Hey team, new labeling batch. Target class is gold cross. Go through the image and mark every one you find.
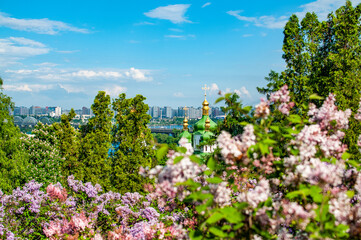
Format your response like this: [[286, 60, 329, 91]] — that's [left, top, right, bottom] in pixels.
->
[[202, 84, 210, 97], [183, 106, 188, 117]]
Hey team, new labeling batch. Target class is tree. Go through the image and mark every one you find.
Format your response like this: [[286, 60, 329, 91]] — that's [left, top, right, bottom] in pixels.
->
[[54, 109, 82, 178], [215, 93, 251, 137], [78, 91, 113, 190], [111, 93, 155, 193], [258, 1, 361, 157], [0, 77, 29, 192], [22, 123, 64, 187]]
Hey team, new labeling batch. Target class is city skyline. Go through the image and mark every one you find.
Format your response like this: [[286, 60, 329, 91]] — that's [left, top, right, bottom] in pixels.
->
[[1, 0, 360, 108]]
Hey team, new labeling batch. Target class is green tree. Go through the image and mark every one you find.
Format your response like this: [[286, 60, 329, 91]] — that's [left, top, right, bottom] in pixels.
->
[[111, 93, 155, 193], [54, 109, 82, 178], [22, 123, 64, 187], [0, 77, 29, 193], [215, 93, 251, 136], [258, 1, 361, 157], [79, 91, 113, 190]]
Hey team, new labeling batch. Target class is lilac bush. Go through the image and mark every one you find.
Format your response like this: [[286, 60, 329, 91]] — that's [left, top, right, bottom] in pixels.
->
[[0, 176, 194, 239]]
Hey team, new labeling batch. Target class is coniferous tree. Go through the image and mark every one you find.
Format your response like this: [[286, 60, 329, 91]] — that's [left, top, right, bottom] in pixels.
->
[[54, 109, 82, 178], [111, 93, 155, 193], [79, 91, 113, 190], [0, 77, 29, 192]]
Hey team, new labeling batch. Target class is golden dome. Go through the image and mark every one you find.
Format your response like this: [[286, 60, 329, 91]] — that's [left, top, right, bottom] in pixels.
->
[[202, 98, 210, 116], [183, 117, 189, 130], [205, 117, 211, 131]]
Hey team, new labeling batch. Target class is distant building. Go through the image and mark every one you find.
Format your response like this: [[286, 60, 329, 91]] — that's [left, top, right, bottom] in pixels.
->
[[82, 107, 90, 115], [151, 106, 160, 118], [163, 106, 173, 118], [14, 106, 28, 116], [188, 107, 202, 119], [29, 106, 41, 116], [48, 106, 62, 117]]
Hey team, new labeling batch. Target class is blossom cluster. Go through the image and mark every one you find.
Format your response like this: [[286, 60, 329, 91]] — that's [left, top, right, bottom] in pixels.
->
[[0, 176, 193, 239]]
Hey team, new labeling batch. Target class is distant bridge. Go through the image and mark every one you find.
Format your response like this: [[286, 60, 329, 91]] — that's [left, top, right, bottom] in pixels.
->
[[150, 128, 193, 135]]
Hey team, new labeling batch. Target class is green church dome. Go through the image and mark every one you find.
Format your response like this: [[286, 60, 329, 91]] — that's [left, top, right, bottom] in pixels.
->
[[194, 115, 217, 132], [179, 130, 192, 143]]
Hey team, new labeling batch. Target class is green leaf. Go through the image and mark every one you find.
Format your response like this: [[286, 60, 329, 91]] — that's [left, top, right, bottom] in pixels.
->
[[263, 138, 277, 145], [190, 155, 202, 165], [156, 144, 168, 161], [270, 125, 280, 132], [207, 157, 216, 171], [215, 97, 225, 104], [309, 93, 323, 100], [177, 146, 187, 154], [242, 106, 252, 113], [220, 207, 243, 224], [206, 177, 223, 184], [346, 190, 355, 198], [309, 185, 323, 203], [206, 212, 224, 224], [258, 143, 269, 155], [173, 156, 184, 164], [209, 227, 227, 238], [189, 230, 203, 240], [342, 152, 351, 160], [286, 188, 310, 199], [288, 114, 302, 124]]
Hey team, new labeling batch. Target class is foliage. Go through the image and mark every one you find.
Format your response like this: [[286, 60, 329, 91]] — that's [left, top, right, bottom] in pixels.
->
[[257, 1, 361, 158], [215, 93, 251, 137], [111, 93, 156, 193], [79, 91, 114, 191], [0, 78, 29, 193]]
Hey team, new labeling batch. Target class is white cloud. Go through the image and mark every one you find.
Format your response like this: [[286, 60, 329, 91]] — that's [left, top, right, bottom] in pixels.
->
[[0, 37, 49, 57], [227, 10, 288, 29], [173, 92, 185, 97], [169, 28, 183, 32], [56, 50, 79, 54], [0, 12, 89, 35], [210, 83, 219, 94], [125, 67, 153, 82], [213, 84, 250, 98], [134, 21, 156, 26], [144, 4, 191, 24], [298, 0, 361, 20], [3, 83, 54, 92], [227, 0, 361, 29], [0, 37, 49, 67], [8, 37, 46, 47], [165, 34, 196, 39], [242, 34, 253, 37], [104, 85, 127, 97], [59, 84, 85, 93], [72, 70, 123, 78], [202, 2, 212, 8]]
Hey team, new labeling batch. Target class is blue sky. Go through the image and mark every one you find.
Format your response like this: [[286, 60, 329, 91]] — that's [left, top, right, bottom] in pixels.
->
[[1, 0, 360, 109]]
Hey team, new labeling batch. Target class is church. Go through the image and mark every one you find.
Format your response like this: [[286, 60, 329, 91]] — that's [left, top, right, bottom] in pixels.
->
[[179, 85, 217, 154]]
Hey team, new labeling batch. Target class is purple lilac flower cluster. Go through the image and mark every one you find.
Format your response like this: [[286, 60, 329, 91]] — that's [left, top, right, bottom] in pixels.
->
[[1, 176, 193, 239]]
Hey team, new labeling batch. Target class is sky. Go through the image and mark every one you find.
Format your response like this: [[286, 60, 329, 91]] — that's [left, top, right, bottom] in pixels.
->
[[1, 0, 360, 109]]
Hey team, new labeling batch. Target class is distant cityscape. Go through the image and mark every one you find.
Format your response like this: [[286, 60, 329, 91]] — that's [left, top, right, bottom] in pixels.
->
[[11, 105, 225, 120]]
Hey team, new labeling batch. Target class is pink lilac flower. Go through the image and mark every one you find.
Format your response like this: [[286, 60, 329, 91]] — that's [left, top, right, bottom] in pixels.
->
[[329, 192, 352, 225], [47, 184, 67, 202], [255, 98, 270, 119], [237, 179, 270, 208]]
